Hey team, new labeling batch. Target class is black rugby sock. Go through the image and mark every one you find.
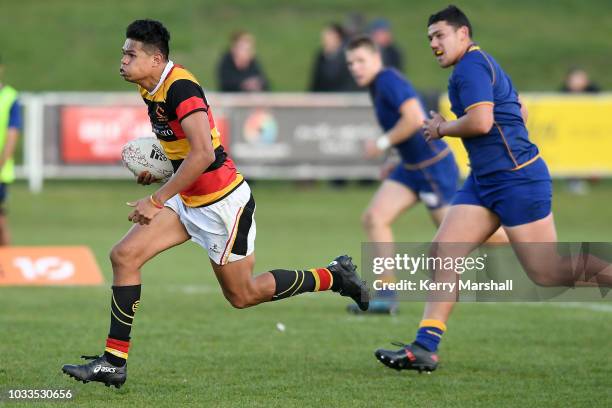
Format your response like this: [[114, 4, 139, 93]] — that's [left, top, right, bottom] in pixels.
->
[[270, 268, 334, 300], [104, 285, 141, 367]]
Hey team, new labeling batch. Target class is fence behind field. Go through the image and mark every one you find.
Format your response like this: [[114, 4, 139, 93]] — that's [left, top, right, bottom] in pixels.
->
[[17, 92, 612, 192]]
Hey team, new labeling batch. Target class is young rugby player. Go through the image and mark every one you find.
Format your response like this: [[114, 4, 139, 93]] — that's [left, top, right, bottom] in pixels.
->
[[0, 57, 20, 245], [345, 36, 459, 314], [62, 19, 368, 388], [374, 5, 611, 373]]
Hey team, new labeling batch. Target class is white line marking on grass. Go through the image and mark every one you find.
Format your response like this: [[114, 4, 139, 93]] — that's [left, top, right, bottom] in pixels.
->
[[485, 302, 612, 313], [166, 284, 218, 294], [548, 302, 612, 313]]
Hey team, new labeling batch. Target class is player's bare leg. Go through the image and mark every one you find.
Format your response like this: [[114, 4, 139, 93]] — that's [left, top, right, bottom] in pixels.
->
[[375, 204, 500, 372], [0, 212, 10, 246], [430, 205, 509, 244], [210, 254, 272, 308], [62, 208, 190, 387], [210, 252, 369, 310], [110, 208, 190, 285], [422, 205, 500, 322], [484, 227, 508, 243], [356, 180, 419, 314], [362, 180, 419, 242], [504, 214, 612, 287], [428, 205, 448, 228]]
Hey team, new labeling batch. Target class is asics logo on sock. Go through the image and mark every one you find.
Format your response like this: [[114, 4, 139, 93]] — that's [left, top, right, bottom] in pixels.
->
[[94, 365, 116, 373]]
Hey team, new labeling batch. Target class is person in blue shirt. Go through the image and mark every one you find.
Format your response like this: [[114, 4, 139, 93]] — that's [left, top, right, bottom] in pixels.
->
[[374, 5, 612, 373], [0, 56, 21, 246], [345, 36, 462, 314]]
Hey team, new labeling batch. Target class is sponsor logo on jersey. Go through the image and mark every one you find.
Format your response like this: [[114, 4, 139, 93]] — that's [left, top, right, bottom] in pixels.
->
[[155, 105, 168, 123]]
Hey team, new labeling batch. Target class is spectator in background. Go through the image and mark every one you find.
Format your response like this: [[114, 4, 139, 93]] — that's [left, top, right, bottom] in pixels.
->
[[561, 66, 600, 93], [368, 18, 404, 72], [217, 31, 270, 92], [0, 55, 20, 245], [310, 23, 359, 92], [343, 12, 367, 38], [560, 67, 601, 195], [308, 23, 360, 188]]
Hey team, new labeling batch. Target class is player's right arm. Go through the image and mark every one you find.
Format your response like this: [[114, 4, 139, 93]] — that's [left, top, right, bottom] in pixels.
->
[[429, 104, 494, 139], [366, 73, 427, 157], [128, 111, 215, 225], [425, 60, 495, 140], [128, 78, 216, 225], [365, 98, 425, 157], [152, 111, 215, 205], [387, 98, 426, 143]]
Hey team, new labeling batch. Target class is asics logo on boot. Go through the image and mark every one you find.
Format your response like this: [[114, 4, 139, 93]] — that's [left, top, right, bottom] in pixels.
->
[[93, 365, 116, 373]]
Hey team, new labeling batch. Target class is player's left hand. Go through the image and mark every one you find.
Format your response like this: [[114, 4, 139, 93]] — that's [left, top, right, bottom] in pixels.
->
[[364, 139, 384, 159], [126, 197, 162, 225], [137, 171, 157, 185], [423, 110, 446, 141]]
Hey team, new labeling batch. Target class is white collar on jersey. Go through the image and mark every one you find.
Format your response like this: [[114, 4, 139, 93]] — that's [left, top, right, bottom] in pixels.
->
[[147, 60, 174, 96]]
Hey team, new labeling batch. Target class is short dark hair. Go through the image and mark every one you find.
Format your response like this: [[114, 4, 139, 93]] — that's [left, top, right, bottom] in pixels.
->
[[126, 19, 170, 59], [428, 5, 473, 37], [345, 35, 379, 53], [327, 23, 346, 41]]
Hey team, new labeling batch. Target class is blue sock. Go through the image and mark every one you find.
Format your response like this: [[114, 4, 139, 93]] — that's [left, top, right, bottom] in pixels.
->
[[414, 319, 446, 352]]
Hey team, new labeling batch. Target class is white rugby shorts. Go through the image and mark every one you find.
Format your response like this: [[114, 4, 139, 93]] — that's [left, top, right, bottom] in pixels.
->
[[165, 182, 256, 265]]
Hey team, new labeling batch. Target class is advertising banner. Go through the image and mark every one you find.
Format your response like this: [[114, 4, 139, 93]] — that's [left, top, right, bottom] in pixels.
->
[[0, 246, 104, 286]]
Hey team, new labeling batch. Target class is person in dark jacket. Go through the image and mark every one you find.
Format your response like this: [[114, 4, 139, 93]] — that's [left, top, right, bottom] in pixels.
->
[[560, 66, 600, 93], [310, 23, 359, 92], [560, 67, 601, 194], [369, 18, 404, 72], [217, 31, 270, 92]]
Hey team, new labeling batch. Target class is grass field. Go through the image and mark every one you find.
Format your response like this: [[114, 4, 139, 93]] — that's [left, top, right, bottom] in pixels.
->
[[1, 180, 612, 407], [1, 0, 611, 92]]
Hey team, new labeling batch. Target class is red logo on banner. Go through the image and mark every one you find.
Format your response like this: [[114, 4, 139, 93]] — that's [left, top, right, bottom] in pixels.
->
[[61, 106, 153, 163], [61, 106, 230, 163]]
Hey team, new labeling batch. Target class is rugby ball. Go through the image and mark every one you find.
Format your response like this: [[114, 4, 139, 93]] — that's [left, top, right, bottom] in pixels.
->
[[121, 137, 174, 183]]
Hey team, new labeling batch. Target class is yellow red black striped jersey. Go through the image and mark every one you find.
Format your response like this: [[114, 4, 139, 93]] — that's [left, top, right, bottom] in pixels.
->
[[138, 63, 243, 207]]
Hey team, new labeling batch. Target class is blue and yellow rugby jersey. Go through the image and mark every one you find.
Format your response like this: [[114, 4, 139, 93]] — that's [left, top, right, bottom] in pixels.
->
[[370, 68, 450, 168], [448, 45, 539, 176], [138, 63, 243, 207]]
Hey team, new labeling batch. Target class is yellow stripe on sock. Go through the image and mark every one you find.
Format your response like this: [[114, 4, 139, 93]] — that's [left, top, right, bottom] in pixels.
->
[[112, 294, 135, 320], [310, 269, 321, 291], [105, 347, 128, 360], [289, 271, 305, 297], [111, 309, 132, 327], [327, 269, 333, 290], [419, 319, 447, 332], [426, 330, 442, 338], [274, 270, 299, 298]]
